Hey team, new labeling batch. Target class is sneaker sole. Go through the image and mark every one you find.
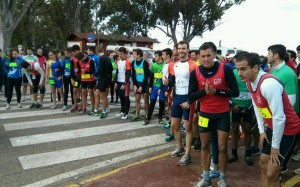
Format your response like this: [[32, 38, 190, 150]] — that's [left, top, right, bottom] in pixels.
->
[[170, 152, 184, 158]]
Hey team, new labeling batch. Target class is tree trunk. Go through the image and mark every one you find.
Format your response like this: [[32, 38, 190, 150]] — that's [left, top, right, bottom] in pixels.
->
[[0, 22, 13, 51], [74, 0, 82, 33], [0, 0, 34, 51]]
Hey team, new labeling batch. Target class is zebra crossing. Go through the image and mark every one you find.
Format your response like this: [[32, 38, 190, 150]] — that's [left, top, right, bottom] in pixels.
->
[[0, 93, 174, 187]]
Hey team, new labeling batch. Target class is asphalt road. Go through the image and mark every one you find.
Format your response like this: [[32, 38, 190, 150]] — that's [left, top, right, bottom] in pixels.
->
[[0, 89, 174, 187]]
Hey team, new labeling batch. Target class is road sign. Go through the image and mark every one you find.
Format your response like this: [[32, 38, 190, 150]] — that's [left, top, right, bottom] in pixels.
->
[[86, 32, 97, 43]]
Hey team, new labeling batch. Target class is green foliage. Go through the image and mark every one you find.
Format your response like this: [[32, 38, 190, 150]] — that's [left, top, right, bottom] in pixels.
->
[[11, 0, 95, 50], [97, 0, 156, 37], [98, 0, 245, 43]]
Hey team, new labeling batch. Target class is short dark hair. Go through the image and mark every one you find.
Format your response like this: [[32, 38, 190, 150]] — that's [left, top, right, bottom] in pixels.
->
[[296, 45, 300, 51], [235, 51, 249, 59], [113, 55, 119, 61], [162, 48, 172, 57], [204, 42, 217, 53], [133, 48, 143, 57], [76, 52, 85, 60], [118, 47, 127, 54], [155, 50, 162, 56], [287, 50, 297, 61], [199, 42, 216, 53], [21, 61, 30, 69], [88, 46, 96, 53], [267, 44, 286, 60], [250, 52, 260, 59], [177, 41, 189, 49], [27, 47, 33, 51], [236, 51, 260, 68], [71, 45, 80, 52], [191, 50, 199, 55]]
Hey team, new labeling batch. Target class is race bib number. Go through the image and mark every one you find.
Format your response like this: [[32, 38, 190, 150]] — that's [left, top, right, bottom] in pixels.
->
[[81, 74, 91, 79], [176, 78, 189, 87], [154, 72, 163, 78], [65, 63, 71, 69], [198, 116, 209, 128], [135, 68, 144, 74], [257, 107, 272, 119], [9, 62, 17, 68], [74, 81, 78, 87], [49, 79, 55, 85]]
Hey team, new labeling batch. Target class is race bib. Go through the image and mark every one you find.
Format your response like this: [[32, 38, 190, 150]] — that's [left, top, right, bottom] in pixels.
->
[[135, 68, 144, 74], [74, 81, 78, 87], [65, 63, 71, 69], [154, 72, 163, 78], [49, 79, 55, 85], [81, 74, 91, 79], [257, 107, 272, 119], [198, 116, 209, 128], [9, 62, 17, 68], [176, 78, 189, 87]]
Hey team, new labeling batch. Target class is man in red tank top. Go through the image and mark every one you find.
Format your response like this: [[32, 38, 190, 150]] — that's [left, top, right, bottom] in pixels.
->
[[235, 52, 300, 187], [190, 42, 239, 187]]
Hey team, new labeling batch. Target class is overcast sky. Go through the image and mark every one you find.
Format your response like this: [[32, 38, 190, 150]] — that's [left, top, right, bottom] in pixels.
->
[[150, 0, 300, 56]]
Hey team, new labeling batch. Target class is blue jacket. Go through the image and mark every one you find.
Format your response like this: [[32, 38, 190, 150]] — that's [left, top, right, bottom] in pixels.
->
[[88, 54, 100, 78], [6, 57, 23, 78]]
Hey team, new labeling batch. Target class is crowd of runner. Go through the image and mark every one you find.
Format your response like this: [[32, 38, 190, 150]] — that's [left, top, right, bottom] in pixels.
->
[[0, 42, 300, 187]]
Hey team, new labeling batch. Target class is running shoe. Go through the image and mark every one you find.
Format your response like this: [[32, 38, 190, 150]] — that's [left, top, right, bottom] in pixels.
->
[[29, 103, 35, 109], [17, 103, 22, 108], [35, 102, 41, 108], [228, 154, 238, 163], [292, 151, 300, 161], [100, 112, 107, 119], [217, 179, 227, 187], [62, 105, 67, 111], [114, 100, 119, 103], [178, 154, 192, 166], [121, 114, 129, 120], [6, 103, 10, 109], [245, 157, 253, 166], [162, 122, 170, 130], [193, 178, 212, 187], [294, 167, 300, 175], [158, 118, 164, 124], [115, 112, 124, 117], [132, 115, 140, 121], [165, 135, 174, 142], [70, 105, 78, 112], [193, 138, 201, 152], [170, 147, 184, 157], [142, 119, 150, 125]]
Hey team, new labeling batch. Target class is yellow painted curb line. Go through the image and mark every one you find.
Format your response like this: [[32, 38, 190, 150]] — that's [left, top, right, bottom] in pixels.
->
[[282, 175, 300, 187], [66, 152, 169, 187]]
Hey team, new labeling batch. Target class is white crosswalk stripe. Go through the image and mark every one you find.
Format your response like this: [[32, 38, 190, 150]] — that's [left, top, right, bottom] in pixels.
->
[[10, 122, 158, 146], [0, 92, 172, 186]]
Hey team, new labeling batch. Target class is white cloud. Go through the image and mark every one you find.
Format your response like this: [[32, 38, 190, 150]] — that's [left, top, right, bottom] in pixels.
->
[[151, 0, 300, 55]]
